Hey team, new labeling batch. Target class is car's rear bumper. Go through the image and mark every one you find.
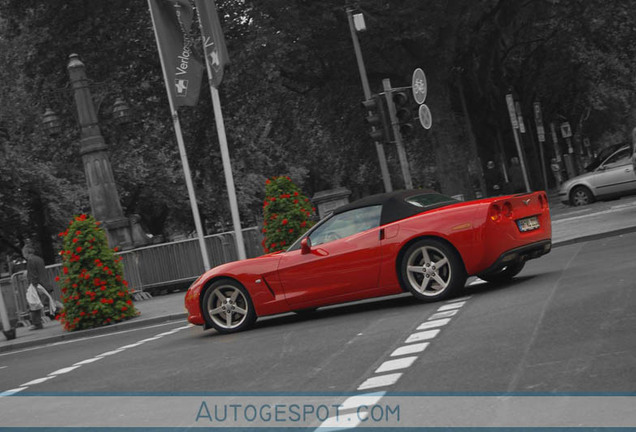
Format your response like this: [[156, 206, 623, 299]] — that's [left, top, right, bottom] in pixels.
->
[[480, 239, 552, 275]]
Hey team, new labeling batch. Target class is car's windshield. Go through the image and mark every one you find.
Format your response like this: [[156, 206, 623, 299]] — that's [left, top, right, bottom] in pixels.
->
[[585, 143, 627, 172]]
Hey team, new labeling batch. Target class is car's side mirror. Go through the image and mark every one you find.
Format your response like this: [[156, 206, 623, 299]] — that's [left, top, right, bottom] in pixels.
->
[[300, 237, 311, 255]]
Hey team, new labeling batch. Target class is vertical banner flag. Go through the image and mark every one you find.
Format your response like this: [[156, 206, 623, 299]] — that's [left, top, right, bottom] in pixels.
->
[[194, 0, 230, 88], [149, 0, 204, 106]]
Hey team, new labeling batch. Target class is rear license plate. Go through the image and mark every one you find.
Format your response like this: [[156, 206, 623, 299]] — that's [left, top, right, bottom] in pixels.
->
[[517, 216, 540, 232]]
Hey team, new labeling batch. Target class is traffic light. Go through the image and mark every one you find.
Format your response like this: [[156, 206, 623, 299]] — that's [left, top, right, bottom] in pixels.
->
[[392, 90, 415, 136], [361, 95, 391, 142]]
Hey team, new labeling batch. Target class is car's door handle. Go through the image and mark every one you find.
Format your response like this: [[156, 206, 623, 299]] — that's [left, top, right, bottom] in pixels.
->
[[379, 228, 385, 240], [626, 168, 632, 172]]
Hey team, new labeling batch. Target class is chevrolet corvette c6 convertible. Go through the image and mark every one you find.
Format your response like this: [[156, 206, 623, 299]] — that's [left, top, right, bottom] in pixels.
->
[[185, 189, 552, 333]]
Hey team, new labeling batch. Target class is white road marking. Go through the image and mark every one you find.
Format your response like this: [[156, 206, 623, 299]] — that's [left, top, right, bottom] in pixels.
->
[[405, 329, 440, 343], [319, 414, 363, 429], [73, 357, 103, 366], [437, 301, 465, 311], [48, 365, 80, 376], [96, 349, 125, 357], [358, 373, 402, 390], [0, 387, 26, 397], [21, 376, 55, 386], [417, 318, 450, 330], [0, 320, 189, 358], [339, 392, 386, 410], [0, 324, 192, 396], [390, 342, 429, 357], [0, 366, 7, 370], [428, 310, 458, 320], [375, 356, 418, 373]]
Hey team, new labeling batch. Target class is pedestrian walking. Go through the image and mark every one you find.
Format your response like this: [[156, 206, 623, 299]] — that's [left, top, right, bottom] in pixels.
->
[[484, 160, 504, 196], [507, 157, 526, 193], [23, 244, 56, 330]]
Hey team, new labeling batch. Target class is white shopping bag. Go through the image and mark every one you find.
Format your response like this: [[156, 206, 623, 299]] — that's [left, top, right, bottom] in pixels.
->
[[26, 284, 44, 311]]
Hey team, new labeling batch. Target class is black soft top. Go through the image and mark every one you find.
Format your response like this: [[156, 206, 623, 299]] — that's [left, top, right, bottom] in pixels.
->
[[333, 189, 458, 226]]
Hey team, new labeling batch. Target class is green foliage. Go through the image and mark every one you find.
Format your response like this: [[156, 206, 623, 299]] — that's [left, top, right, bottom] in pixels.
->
[[56, 214, 138, 331], [262, 177, 315, 253]]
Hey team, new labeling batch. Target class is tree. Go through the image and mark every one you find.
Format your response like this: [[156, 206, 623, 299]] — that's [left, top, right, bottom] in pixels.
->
[[262, 176, 314, 253], [56, 214, 138, 331]]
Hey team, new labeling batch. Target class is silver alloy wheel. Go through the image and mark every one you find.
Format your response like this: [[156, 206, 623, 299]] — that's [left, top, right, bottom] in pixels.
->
[[571, 188, 590, 206], [205, 284, 250, 330], [405, 245, 452, 296]]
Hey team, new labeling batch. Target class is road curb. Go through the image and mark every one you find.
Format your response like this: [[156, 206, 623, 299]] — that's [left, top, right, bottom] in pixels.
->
[[552, 226, 636, 248], [0, 313, 187, 354]]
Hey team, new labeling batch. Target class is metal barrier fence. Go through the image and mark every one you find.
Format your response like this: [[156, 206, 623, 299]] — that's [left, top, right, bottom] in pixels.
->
[[4, 227, 263, 328]]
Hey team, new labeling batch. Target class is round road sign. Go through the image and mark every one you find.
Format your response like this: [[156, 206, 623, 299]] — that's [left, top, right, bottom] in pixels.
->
[[412, 68, 427, 105], [419, 104, 432, 129]]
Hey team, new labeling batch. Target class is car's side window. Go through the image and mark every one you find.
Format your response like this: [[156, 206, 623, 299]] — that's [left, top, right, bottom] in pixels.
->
[[602, 149, 630, 168], [309, 205, 382, 246]]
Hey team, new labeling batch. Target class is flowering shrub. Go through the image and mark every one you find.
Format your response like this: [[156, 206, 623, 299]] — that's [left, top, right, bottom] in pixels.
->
[[55, 214, 138, 331], [262, 176, 315, 253]]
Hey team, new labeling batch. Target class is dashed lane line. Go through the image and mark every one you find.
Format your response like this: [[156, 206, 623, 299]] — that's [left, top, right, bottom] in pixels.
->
[[319, 296, 471, 430], [0, 324, 192, 397]]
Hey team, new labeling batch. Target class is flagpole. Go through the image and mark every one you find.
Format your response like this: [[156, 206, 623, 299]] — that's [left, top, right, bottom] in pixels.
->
[[196, 6, 246, 261], [147, 0, 211, 270]]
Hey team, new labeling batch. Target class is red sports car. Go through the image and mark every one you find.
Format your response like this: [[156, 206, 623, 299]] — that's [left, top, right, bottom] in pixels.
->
[[185, 189, 552, 333]]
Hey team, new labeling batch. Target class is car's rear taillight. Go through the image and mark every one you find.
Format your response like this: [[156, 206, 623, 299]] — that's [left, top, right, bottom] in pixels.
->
[[502, 202, 513, 218], [489, 204, 502, 222]]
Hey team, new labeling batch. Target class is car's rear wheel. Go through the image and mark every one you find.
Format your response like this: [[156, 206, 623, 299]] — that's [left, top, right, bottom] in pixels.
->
[[202, 279, 256, 334], [400, 238, 466, 302], [478, 261, 525, 284], [570, 186, 594, 206]]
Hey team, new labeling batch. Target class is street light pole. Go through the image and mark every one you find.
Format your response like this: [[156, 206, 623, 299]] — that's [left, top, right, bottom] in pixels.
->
[[346, 7, 392, 193], [67, 54, 134, 249]]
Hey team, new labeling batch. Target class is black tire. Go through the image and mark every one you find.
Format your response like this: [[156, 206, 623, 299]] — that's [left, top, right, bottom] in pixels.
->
[[399, 238, 467, 302], [201, 279, 256, 334], [570, 186, 594, 206], [478, 261, 526, 284]]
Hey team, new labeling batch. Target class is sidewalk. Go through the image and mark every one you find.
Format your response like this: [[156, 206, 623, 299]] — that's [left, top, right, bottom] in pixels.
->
[[2, 194, 636, 353]]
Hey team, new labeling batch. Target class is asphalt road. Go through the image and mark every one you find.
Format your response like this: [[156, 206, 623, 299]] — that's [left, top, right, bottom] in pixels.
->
[[1, 232, 635, 428]]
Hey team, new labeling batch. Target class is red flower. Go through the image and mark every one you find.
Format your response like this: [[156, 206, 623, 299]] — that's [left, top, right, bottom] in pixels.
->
[[122, 306, 128, 311], [266, 179, 271, 184], [80, 311, 86, 316], [55, 276, 60, 282], [262, 228, 267, 233], [288, 229, 294, 233], [92, 310, 98, 315], [113, 246, 119, 252], [75, 230, 82, 236], [282, 219, 288, 225], [72, 238, 78, 243], [72, 283, 77, 288], [126, 299, 132, 305], [122, 280, 129, 287], [63, 267, 69, 275], [294, 199, 299, 204], [300, 221, 307, 227], [294, 192, 299, 196], [76, 246, 82, 253]]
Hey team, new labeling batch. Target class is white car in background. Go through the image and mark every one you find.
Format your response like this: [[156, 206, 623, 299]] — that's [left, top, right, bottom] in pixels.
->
[[559, 144, 636, 206]]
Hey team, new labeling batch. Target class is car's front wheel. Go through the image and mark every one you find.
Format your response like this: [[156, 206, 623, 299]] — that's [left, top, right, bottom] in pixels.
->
[[202, 279, 256, 334], [570, 186, 594, 206], [399, 238, 466, 302], [478, 261, 525, 284]]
